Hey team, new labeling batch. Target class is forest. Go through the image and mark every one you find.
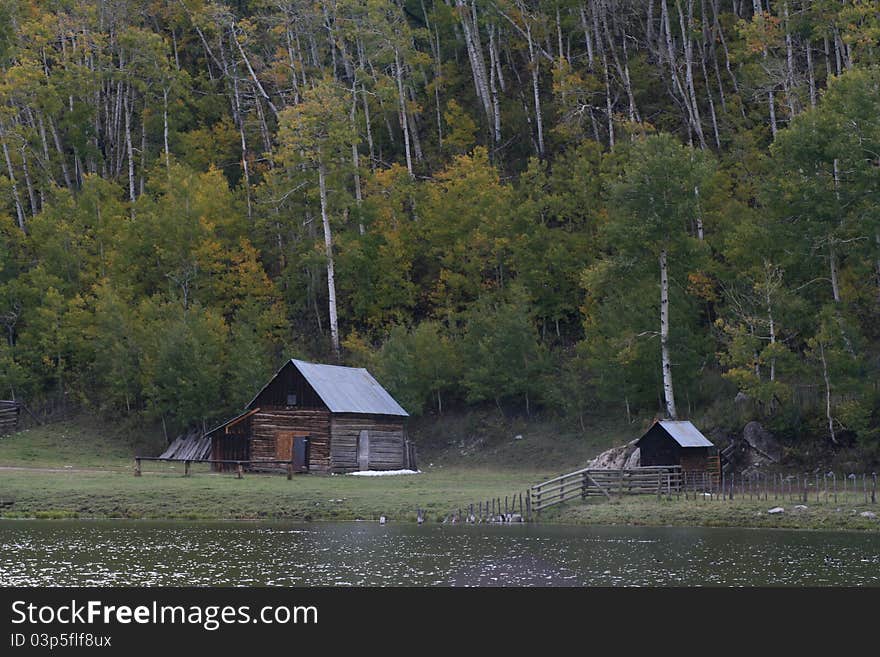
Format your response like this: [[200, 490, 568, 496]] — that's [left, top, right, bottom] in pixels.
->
[[0, 0, 878, 450]]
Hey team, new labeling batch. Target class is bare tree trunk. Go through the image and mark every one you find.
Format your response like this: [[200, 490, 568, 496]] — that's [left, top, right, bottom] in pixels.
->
[[163, 87, 171, 173], [829, 241, 841, 303], [231, 70, 252, 221], [592, 4, 615, 147], [694, 185, 704, 240], [805, 38, 817, 108], [350, 80, 364, 235], [48, 117, 72, 189], [660, 248, 677, 419], [1, 126, 26, 231], [677, 0, 706, 149], [124, 91, 136, 217], [394, 49, 414, 178], [602, 3, 639, 123], [819, 340, 836, 444], [783, 2, 797, 119], [525, 21, 545, 156], [19, 145, 37, 219], [579, 4, 595, 69], [456, 0, 494, 135], [488, 25, 502, 144], [231, 19, 280, 119], [318, 162, 340, 357]]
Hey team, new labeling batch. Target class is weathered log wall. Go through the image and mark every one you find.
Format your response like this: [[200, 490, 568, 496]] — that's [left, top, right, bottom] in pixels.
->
[[330, 414, 406, 473], [0, 401, 20, 436], [251, 407, 331, 472]]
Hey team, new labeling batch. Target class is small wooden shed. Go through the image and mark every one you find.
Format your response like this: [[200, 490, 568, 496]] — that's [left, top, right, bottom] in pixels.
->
[[205, 359, 412, 473], [636, 420, 716, 474]]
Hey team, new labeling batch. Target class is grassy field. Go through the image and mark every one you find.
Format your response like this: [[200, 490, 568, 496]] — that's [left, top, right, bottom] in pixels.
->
[[538, 493, 880, 531], [1, 416, 878, 529], [0, 465, 542, 522]]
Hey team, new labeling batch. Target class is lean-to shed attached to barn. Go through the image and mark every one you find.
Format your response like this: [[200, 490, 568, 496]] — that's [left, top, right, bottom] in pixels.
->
[[636, 420, 718, 480], [205, 359, 413, 473]]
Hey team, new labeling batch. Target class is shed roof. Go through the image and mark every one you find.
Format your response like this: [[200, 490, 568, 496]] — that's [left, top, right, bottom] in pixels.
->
[[248, 359, 409, 417], [639, 420, 713, 448]]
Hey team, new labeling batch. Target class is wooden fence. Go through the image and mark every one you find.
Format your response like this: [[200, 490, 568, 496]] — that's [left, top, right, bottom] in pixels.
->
[[134, 456, 305, 480], [530, 466, 684, 512]]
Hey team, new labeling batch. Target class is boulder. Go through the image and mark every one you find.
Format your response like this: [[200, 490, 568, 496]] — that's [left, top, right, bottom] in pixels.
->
[[767, 507, 785, 514], [860, 511, 877, 519], [742, 421, 783, 463], [586, 440, 639, 470], [624, 447, 641, 469]]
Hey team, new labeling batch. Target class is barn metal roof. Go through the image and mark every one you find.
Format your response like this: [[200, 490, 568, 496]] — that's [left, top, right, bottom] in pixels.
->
[[291, 359, 408, 416], [655, 420, 714, 447], [248, 359, 408, 417]]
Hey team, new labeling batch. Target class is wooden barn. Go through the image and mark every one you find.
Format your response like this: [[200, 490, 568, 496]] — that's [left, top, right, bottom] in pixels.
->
[[204, 359, 412, 473], [636, 420, 718, 478]]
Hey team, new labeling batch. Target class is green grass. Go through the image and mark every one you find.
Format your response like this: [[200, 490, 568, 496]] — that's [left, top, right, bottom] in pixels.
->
[[0, 416, 162, 469], [538, 492, 880, 531], [0, 465, 542, 522]]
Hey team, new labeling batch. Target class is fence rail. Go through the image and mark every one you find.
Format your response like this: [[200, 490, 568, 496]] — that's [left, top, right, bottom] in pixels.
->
[[530, 466, 684, 512], [134, 456, 305, 479]]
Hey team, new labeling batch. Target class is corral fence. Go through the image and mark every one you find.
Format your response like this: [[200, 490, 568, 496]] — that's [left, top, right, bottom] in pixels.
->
[[531, 467, 879, 512], [713, 470, 878, 506], [530, 466, 684, 513], [134, 456, 306, 480], [444, 467, 879, 524]]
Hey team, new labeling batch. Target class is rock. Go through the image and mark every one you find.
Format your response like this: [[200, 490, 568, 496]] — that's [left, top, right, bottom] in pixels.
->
[[734, 391, 750, 405], [742, 421, 783, 463], [586, 439, 639, 470], [794, 505, 808, 511], [767, 507, 785, 514], [860, 511, 877, 519], [624, 447, 641, 469], [514, 434, 523, 441]]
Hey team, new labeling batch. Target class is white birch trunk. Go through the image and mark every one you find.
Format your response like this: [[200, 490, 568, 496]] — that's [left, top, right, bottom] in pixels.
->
[[805, 38, 817, 108], [1, 127, 26, 231], [819, 341, 836, 444], [163, 87, 171, 173], [318, 163, 340, 357], [124, 92, 136, 216], [660, 248, 677, 419]]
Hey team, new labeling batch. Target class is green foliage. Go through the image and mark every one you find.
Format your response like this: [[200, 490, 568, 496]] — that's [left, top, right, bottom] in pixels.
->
[[1, 1, 880, 451], [373, 321, 460, 416], [460, 291, 549, 415]]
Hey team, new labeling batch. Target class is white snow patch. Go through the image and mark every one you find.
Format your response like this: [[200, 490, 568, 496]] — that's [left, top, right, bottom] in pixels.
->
[[347, 469, 422, 477]]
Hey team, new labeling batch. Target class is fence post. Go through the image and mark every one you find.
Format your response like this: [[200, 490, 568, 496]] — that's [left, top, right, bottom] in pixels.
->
[[526, 490, 532, 521], [872, 473, 876, 504], [287, 458, 293, 480], [236, 462, 243, 479], [134, 458, 141, 477], [184, 460, 190, 477]]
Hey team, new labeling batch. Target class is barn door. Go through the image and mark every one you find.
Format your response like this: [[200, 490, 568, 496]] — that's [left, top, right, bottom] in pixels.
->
[[276, 431, 309, 462], [357, 430, 370, 471], [276, 432, 295, 461]]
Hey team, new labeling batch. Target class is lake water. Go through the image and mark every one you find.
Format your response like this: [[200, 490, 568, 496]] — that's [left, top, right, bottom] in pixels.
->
[[1, 520, 878, 586]]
